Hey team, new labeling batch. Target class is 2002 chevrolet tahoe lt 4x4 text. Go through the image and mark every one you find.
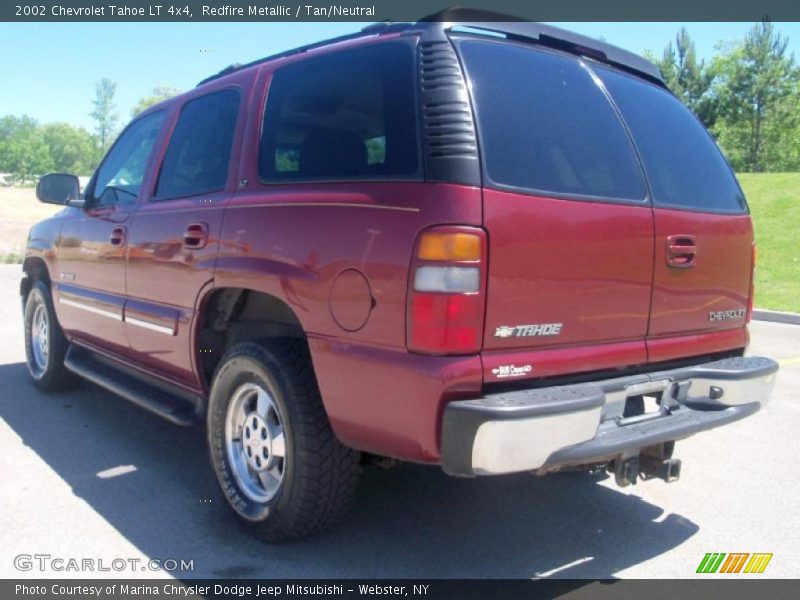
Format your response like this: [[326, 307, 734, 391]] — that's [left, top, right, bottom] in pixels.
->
[[21, 15, 779, 541]]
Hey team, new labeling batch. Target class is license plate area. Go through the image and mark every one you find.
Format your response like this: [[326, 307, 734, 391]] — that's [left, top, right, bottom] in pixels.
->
[[617, 380, 673, 425]]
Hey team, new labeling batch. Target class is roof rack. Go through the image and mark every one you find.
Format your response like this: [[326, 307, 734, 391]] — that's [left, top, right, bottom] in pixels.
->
[[196, 10, 662, 87]]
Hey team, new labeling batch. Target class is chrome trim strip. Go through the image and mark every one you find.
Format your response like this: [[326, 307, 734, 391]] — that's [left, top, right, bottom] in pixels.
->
[[228, 202, 420, 213], [125, 316, 176, 336], [58, 297, 121, 321]]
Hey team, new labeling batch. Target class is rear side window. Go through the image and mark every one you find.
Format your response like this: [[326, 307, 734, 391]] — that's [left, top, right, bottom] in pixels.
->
[[155, 89, 240, 200], [595, 67, 747, 213], [259, 42, 418, 182], [456, 39, 646, 202]]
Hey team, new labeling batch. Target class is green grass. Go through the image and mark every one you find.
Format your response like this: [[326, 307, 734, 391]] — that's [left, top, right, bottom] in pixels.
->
[[738, 173, 800, 313]]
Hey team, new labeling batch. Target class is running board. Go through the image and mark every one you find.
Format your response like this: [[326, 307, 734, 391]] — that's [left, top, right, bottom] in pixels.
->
[[64, 345, 203, 426]]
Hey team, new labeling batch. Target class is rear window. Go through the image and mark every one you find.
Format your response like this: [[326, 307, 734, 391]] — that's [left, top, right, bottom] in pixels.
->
[[259, 42, 418, 182], [456, 38, 646, 202], [595, 66, 747, 213]]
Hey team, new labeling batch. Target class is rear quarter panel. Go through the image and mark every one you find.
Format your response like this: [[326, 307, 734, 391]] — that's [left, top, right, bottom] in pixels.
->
[[213, 182, 483, 461]]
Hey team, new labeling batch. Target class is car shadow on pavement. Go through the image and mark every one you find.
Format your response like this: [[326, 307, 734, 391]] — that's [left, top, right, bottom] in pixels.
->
[[0, 361, 699, 579]]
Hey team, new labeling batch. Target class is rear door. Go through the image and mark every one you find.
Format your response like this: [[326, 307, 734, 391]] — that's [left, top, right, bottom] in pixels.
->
[[595, 67, 753, 363], [455, 38, 655, 380]]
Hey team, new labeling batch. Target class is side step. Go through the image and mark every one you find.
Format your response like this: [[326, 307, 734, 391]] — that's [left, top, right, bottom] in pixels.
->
[[64, 345, 203, 426]]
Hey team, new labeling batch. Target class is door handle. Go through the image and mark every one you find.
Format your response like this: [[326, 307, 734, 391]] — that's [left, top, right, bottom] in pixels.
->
[[110, 226, 126, 246], [183, 222, 208, 249], [665, 234, 696, 268]]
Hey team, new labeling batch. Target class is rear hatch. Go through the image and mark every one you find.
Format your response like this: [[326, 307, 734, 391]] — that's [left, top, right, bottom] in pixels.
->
[[593, 66, 753, 362], [453, 36, 752, 383]]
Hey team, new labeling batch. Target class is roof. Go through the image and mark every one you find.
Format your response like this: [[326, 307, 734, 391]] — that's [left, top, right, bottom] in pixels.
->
[[196, 9, 663, 87]]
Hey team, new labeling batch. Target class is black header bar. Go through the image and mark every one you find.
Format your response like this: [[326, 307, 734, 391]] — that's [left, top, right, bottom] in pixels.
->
[[3, 0, 800, 22], [5, 579, 800, 600]]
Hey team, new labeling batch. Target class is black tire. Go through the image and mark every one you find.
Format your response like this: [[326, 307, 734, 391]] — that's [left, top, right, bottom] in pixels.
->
[[207, 340, 361, 541], [23, 280, 78, 391]]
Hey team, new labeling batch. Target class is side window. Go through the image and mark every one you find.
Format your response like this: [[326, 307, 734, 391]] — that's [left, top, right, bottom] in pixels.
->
[[155, 89, 240, 200], [92, 111, 165, 207], [259, 42, 418, 181], [455, 38, 647, 202], [594, 66, 747, 213]]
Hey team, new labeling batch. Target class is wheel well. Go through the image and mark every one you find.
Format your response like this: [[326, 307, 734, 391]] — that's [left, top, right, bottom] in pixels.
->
[[196, 288, 307, 390], [21, 257, 50, 300]]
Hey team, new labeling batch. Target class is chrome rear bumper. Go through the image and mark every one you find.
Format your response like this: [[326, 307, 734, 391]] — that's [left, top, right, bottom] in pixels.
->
[[441, 356, 778, 477]]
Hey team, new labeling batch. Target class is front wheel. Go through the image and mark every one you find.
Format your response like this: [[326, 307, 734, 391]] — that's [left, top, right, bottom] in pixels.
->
[[207, 340, 361, 541], [23, 280, 77, 391]]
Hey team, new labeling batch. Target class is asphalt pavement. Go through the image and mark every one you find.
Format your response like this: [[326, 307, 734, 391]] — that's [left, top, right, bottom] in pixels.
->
[[0, 264, 798, 579]]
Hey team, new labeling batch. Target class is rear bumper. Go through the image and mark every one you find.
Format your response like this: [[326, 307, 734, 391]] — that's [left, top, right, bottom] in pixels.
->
[[441, 355, 778, 477]]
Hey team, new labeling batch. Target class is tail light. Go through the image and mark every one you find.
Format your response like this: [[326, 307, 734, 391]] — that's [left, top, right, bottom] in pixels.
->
[[746, 242, 757, 323], [407, 226, 487, 355]]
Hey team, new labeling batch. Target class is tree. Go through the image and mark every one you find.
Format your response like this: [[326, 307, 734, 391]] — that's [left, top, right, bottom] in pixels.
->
[[712, 22, 797, 172], [131, 85, 181, 116], [759, 81, 800, 170], [654, 28, 717, 128], [40, 123, 95, 175], [0, 115, 53, 182], [90, 78, 119, 156]]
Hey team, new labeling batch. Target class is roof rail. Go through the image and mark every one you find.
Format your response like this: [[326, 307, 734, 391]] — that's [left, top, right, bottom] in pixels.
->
[[196, 11, 662, 87]]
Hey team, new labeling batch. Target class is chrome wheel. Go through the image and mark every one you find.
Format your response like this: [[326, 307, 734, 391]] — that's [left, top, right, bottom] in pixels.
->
[[30, 302, 49, 376], [225, 382, 287, 503]]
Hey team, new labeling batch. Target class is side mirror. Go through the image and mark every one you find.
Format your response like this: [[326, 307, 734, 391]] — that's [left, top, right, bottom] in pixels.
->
[[36, 173, 82, 206]]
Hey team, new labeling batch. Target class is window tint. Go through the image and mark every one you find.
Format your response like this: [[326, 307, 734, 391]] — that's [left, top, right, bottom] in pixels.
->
[[456, 39, 646, 201], [156, 89, 240, 200], [595, 67, 746, 213], [93, 111, 164, 207], [259, 42, 418, 181]]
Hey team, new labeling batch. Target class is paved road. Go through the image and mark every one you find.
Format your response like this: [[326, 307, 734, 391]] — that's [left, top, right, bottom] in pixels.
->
[[0, 264, 798, 580]]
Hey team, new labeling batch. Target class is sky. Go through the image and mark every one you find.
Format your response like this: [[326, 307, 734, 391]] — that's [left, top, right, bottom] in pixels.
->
[[1, 21, 799, 131]]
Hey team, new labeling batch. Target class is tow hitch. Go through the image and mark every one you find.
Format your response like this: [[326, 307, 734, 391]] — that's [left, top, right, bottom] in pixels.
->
[[609, 442, 681, 487], [640, 455, 681, 483]]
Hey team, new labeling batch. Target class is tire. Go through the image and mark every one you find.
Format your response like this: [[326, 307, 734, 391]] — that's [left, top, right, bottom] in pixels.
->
[[207, 340, 361, 541], [23, 280, 78, 391]]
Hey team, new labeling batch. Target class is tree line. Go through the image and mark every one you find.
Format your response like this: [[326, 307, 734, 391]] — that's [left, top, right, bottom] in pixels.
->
[[648, 21, 798, 173], [0, 82, 178, 182], [1, 21, 797, 182]]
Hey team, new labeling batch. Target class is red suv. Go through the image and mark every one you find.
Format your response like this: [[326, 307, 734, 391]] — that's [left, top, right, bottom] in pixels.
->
[[23, 16, 778, 540]]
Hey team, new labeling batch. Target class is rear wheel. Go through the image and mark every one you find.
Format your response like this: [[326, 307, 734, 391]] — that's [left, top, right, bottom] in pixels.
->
[[23, 280, 77, 391], [207, 340, 361, 541]]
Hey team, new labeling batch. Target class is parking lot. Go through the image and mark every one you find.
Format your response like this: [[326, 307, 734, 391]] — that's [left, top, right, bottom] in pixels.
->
[[0, 263, 797, 579]]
